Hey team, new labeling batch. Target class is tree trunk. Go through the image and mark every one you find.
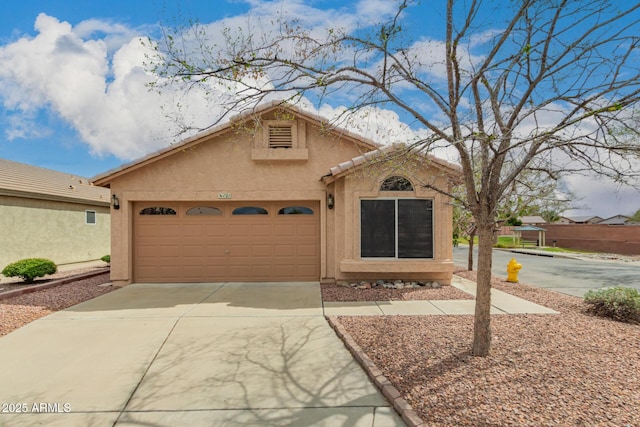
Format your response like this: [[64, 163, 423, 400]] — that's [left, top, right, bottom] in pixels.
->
[[467, 227, 476, 271], [472, 222, 494, 356]]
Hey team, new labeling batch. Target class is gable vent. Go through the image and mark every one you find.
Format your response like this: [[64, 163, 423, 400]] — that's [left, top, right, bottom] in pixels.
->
[[268, 125, 293, 148]]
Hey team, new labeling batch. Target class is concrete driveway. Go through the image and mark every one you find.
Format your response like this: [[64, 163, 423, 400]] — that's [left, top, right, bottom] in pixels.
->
[[0, 282, 404, 427]]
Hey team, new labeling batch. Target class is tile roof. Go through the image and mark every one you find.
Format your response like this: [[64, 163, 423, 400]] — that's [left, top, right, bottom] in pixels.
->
[[324, 145, 462, 182], [0, 158, 110, 206]]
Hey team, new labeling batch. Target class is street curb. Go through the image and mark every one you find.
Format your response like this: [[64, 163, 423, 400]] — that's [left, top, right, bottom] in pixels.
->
[[493, 247, 582, 260], [0, 268, 110, 301], [326, 316, 426, 427]]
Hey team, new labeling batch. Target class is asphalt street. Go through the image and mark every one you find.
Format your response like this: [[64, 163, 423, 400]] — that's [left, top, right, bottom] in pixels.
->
[[452, 246, 640, 297]]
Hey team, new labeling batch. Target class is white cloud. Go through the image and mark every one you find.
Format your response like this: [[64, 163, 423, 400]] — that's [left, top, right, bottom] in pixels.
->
[[563, 175, 640, 218], [0, 14, 205, 159], [0, 6, 636, 221]]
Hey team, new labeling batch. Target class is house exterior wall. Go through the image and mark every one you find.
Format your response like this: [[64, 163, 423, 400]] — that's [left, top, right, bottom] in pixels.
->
[[330, 162, 454, 284], [0, 195, 110, 269], [102, 111, 456, 286], [107, 118, 368, 285]]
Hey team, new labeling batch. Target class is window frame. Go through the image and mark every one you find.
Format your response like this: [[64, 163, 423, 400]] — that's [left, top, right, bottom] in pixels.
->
[[85, 210, 97, 225], [380, 176, 414, 192], [359, 197, 434, 259]]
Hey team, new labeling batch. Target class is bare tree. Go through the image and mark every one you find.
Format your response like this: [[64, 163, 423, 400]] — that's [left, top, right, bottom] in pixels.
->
[[149, 0, 640, 356]]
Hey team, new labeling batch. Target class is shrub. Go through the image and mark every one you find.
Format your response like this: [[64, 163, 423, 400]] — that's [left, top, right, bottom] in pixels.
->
[[101, 255, 111, 264], [1, 258, 57, 283], [584, 287, 640, 323]]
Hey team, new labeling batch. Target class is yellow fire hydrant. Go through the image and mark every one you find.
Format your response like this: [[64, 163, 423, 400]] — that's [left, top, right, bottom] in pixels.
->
[[506, 258, 522, 283]]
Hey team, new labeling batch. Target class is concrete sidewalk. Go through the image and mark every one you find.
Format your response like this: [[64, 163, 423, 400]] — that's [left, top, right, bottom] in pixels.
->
[[323, 275, 558, 316]]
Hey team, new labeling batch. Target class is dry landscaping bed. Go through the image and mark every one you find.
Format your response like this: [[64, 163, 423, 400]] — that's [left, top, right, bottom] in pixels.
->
[[0, 272, 114, 337], [321, 282, 473, 301], [331, 270, 640, 426], [3, 268, 638, 425]]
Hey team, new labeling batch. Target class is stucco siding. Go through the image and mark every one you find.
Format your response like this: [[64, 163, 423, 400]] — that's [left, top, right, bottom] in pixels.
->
[[98, 107, 458, 285], [332, 160, 455, 283], [0, 195, 110, 269], [106, 118, 368, 285]]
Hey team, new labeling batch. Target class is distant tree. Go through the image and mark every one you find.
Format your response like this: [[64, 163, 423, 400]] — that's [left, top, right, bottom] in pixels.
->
[[505, 216, 523, 226], [495, 168, 574, 222], [541, 210, 562, 223], [151, 0, 640, 356]]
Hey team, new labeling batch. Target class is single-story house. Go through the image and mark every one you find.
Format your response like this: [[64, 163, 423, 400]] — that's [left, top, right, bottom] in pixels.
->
[[599, 215, 632, 225], [520, 215, 546, 225], [93, 102, 460, 286], [556, 215, 603, 224], [0, 158, 111, 269]]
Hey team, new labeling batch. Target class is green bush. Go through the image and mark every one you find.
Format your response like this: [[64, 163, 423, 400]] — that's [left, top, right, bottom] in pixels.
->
[[584, 287, 640, 323], [101, 255, 111, 264], [1, 258, 57, 283]]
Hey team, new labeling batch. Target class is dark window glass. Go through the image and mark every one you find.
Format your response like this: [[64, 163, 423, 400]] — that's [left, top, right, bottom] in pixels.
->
[[398, 199, 433, 258], [232, 206, 268, 215], [380, 176, 414, 191], [86, 211, 96, 224], [360, 199, 433, 258], [139, 207, 177, 215], [186, 207, 222, 216], [278, 206, 314, 215], [360, 200, 396, 257]]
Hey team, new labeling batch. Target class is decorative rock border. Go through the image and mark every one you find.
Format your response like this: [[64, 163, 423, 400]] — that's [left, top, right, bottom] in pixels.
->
[[326, 316, 426, 427], [339, 280, 442, 290], [0, 268, 110, 301]]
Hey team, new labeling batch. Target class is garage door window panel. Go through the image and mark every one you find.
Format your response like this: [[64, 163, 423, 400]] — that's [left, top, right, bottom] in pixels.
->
[[232, 206, 268, 215], [361, 199, 433, 259], [139, 207, 177, 215], [186, 206, 222, 215], [278, 206, 314, 215]]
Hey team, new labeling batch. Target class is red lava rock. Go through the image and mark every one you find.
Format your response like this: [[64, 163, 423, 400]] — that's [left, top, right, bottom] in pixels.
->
[[332, 270, 640, 426]]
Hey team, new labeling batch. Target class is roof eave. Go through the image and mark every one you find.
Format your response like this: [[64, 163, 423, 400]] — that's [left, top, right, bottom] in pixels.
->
[[0, 189, 110, 207], [92, 100, 380, 187], [322, 146, 463, 185]]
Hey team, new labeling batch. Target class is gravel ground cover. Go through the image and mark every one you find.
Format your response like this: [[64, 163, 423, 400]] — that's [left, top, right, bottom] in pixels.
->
[[334, 270, 640, 426], [0, 272, 114, 337], [0, 264, 106, 287], [321, 283, 473, 301]]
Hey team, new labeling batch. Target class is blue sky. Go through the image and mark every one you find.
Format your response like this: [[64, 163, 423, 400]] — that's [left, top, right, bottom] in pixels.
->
[[0, 0, 638, 217], [0, 0, 249, 177]]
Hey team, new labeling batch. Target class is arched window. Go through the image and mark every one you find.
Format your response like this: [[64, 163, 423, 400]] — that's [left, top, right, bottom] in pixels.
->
[[232, 206, 268, 215], [139, 207, 177, 215], [278, 206, 314, 215], [186, 206, 222, 216], [380, 176, 413, 191]]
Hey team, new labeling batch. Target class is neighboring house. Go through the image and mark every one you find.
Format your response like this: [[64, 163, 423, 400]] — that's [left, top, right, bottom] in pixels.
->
[[520, 215, 546, 225], [0, 159, 110, 269], [557, 215, 603, 224], [93, 102, 461, 286], [599, 214, 632, 225]]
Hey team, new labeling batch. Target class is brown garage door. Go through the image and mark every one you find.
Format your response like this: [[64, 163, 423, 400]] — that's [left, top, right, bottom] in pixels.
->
[[134, 201, 320, 282]]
